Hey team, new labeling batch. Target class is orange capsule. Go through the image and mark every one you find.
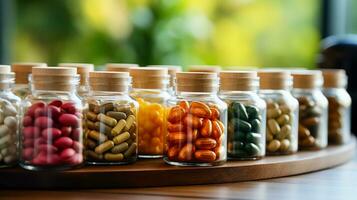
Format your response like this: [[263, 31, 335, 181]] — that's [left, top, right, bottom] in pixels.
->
[[212, 120, 223, 139], [167, 122, 185, 132], [210, 107, 220, 120], [178, 144, 194, 161], [187, 129, 198, 143], [216, 120, 224, 132], [167, 132, 187, 144], [167, 106, 186, 123], [167, 146, 180, 160], [195, 138, 217, 150], [184, 114, 203, 129], [179, 101, 190, 112], [200, 119, 212, 137], [189, 102, 212, 118], [194, 150, 216, 162], [213, 146, 221, 159]]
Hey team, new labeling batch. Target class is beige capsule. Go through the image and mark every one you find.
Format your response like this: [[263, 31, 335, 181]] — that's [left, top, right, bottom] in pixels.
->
[[268, 119, 280, 135], [95, 121, 112, 135], [115, 104, 131, 113], [104, 153, 124, 161], [86, 150, 103, 160], [0, 125, 9, 137], [111, 119, 126, 136], [280, 139, 290, 152], [266, 132, 273, 142], [111, 142, 129, 153], [267, 140, 281, 152], [267, 108, 282, 119], [88, 130, 108, 142], [280, 105, 292, 115], [4, 116, 17, 129], [97, 113, 117, 127], [86, 111, 98, 122], [276, 125, 292, 140], [277, 114, 290, 126], [124, 143, 137, 158], [95, 140, 115, 154], [267, 102, 279, 109], [113, 132, 131, 145], [124, 115, 135, 131]]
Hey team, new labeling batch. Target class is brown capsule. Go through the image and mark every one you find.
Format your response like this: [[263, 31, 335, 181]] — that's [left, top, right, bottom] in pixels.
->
[[86, 112, 98, 121], [301, 117, 319, 127]]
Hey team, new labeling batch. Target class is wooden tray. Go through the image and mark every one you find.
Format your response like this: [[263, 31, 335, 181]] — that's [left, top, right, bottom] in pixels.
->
[[0, 139, 355, 189]]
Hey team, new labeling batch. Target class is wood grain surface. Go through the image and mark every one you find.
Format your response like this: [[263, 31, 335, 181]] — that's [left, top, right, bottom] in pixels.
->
[[0, 140, 355, 190]]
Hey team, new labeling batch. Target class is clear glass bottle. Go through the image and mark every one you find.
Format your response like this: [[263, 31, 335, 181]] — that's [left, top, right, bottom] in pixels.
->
[[147, 65, 182, 95], [11, 63, 47, 99], [130, 67, 170, 158], [258, 70, 299, 155], [219, 71, 266, 160], [58, 63, 94, 98], [19, 67, 84, 170], [322, 69, 351, 144], [0, 65, 21, 168], [291, 70, 328, 150], [165, 72, 227, 166], [84, 71, 138, 165]]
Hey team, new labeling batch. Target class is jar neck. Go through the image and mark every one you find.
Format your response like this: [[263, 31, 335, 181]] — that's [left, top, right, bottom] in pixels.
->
[[32, 88, 78, 96], [89, 90, 130, 96], [176, 90, 218, 97]]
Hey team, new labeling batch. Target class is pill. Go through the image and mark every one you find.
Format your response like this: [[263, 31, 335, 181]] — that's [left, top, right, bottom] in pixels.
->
[[97, 113, 117, 127], [280, 139, 290, 152], [113, 132, 130, 145], [277, 114, 289, 125], [86, 112, 98, 121], [200, 119, 212, 137], [88, 130, 107, 142], [111, 142, 129, 153], [99, 103, 114, 113], [95, 122, 112, 135], [95, 140, 114, 154], [268, 119, 280, 135], [106, 111, 126, 120], [86, 150, 103, 160], [267, 108, 282, 119], [267, 140, 280, 152], [104, 153, 124, 161], [124, 143, 137, 158], [124, 115, 135, 131], [195, 138, 217, 150], [110, 119, 126, 136], [194, 150, 216, 162], [59, 114, 79, 127]]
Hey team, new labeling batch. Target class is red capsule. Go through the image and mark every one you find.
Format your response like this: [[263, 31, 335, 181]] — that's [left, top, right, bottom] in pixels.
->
[[49, 100, 63, 107], [34, 116, 54, 129], [22, 148, 34, 160], [41, 128, 62, 140], [59, 114, 79, 127], [60, 148, 76, 160], [54, 137, 74, 149], [26, 102, 46, 117], [23, 127, 41, 139], [23, 116, 33, 127], [61, 126, 72, 137], [61, 102, 77, 114]]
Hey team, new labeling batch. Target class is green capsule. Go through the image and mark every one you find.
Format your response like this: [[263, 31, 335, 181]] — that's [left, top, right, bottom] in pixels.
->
[[250, 119, 261, 133], [234, 131, 246, 142], [237, 103, 249, 121], [246, 105, 259, 120], [246, 132, 261, 145], [245, 143, 260, 156], [233, 141, 245, 150], [237, 119, 251, 132]]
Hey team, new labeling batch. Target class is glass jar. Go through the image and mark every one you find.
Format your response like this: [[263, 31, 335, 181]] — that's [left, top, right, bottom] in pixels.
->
[[292, 70, 328, 150], [258, 70, 299, 155], [106, 63, 139, 72], [322, 69, 351, 144], [130, 67, 170, 158], [219, 71, 266, 160], [84, 71, 138, 165], [58, 63, 94, 98], [19, 67, 84, 170], [0, 65, 21, 168], [165, 72, 227, 166], [147, 65, 182, 96], [11, 63, 47, 99]]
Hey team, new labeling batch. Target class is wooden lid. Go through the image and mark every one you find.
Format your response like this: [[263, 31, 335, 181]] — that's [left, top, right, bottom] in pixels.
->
[[130, 67, 169, 89], [89, 71, 130, 92], [58, 63, 94, 85], [258, 70, 292, 90], [147, 65, 182, 87], [322, 69, 347, 88], [32, 67, 78, 91], [176, 72, 218, 92], [106, 63, 139, 72], [220, 71, 258, 91], [187, 65, 221, 73], [11, 63, 47, 84], [291, 70, 323, 89]]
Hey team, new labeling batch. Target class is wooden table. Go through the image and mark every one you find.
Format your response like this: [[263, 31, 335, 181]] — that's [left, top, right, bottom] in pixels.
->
[[1, 147, 356, 200]]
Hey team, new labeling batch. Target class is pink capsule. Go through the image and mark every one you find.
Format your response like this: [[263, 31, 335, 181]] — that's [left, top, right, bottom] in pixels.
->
[[41, 128, 62, 140], [34, 137, 47, 146], [61, 102, 77, 114], [35, 116, 53, 129], [47, 105, 62, 119], [60, 148, 76, 161], [71, 128, 81, 141], [46, 154, 61, 165], [54, 137, 73, 149], [23, 116, 33, 127], [26, 102, 46, 117], [38, 144, 58, 154], [49, 100, 63, 107], [64, 153, 83, 165], [61, 126, 72, 137], [23, 126, 40, 139], [34, 107, 46, 117], [72, 141, 82, 153], [23, 139, 34, 148], [59, 114, 79, 127], [31, 152, 47, 165], [22, 148, 34, 160]]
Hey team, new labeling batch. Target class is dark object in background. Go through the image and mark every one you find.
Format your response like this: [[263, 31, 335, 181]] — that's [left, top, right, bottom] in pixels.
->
[[318, 35, 357, 135]]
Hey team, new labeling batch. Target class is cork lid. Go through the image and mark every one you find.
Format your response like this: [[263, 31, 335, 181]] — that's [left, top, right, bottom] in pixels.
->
[[11, 63, 47, 84], [0, 65, 15, 89], [322, 69, 347, 88], [220, 71, 258, 91], [147, 65, 182, 87], [130, 67, 169, 89], [58, 63, 94, 85], [89, 71, 130, 92], [187, 65, 221, 73], [176, 72, 218, 92], [32, 67, 78, 91], [106, 63, 139, 72], [258, 70, 292, 90], [291, 70, 323, 89]]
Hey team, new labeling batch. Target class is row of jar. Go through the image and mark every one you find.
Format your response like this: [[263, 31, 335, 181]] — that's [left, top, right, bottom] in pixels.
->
[[0, 65, 351, 170]]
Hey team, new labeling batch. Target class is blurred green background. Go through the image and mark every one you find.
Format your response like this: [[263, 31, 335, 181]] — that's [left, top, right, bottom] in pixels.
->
[[12, 0, 321, 69]]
